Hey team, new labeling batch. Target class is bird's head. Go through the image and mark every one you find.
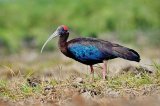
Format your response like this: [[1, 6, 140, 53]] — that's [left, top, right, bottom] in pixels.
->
[[41, 25, 69, 53]]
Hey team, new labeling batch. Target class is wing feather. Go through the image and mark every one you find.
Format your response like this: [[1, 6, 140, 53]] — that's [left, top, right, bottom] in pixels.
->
[[67, 37, 140, 62]]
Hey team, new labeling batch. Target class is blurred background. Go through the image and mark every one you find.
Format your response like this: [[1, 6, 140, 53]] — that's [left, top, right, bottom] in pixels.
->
[[0, 0, 159, 55]]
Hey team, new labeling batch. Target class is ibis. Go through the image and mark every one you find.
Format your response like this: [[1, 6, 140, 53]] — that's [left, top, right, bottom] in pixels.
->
[[41, 25, 140, 80]]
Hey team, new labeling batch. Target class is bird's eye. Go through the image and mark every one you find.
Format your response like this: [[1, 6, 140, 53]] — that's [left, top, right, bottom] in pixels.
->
[[60, 29, 67, 35], [62, 29, 68, 33]]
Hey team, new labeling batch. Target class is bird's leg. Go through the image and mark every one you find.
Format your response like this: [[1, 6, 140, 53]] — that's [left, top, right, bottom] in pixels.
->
[[90, 65, 94, 81], [102, 61, 107, 80]]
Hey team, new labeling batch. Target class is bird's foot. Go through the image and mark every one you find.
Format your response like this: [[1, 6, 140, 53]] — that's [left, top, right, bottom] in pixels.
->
[[102, 75, 107, 80]]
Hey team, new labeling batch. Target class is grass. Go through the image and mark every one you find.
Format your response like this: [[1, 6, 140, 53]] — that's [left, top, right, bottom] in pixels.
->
[[0, 61, 159, 104], [0, 51, 160, 105], [107, 72, 153, 89], [0, 0, 160, 52]]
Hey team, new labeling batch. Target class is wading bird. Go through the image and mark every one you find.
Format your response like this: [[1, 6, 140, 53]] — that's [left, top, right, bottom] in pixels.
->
[[41, 25, 140, 80]]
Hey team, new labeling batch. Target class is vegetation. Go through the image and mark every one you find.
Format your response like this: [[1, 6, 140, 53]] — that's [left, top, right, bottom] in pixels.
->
[[0, 53, 160, 105], [0, 0, 160, 52], [0, 64, 160, 105]]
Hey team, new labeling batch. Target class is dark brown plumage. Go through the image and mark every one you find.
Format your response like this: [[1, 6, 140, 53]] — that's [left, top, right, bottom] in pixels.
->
[[67, 38, 140, 65]]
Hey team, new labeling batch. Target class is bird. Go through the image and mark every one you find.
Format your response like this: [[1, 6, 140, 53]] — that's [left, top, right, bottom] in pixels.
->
[[41, 25, 140, 80]]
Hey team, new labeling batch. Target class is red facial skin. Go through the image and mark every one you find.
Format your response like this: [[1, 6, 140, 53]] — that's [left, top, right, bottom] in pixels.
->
[[62, 25, 68, 31]]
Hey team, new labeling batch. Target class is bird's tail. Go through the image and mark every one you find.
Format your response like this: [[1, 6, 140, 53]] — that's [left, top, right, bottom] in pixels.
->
[[112, 47, 140, 62]]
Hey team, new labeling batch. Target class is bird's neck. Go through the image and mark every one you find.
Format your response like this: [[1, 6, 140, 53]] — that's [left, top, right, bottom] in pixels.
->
[[58, 34, 69, 55]]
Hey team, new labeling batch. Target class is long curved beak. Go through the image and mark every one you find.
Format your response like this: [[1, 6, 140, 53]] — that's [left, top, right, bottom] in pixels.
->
[[41, 30, 59, 53]]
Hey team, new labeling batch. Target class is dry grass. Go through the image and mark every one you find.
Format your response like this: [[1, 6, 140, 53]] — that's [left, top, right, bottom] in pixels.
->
[[0, 52, 160, 106]]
